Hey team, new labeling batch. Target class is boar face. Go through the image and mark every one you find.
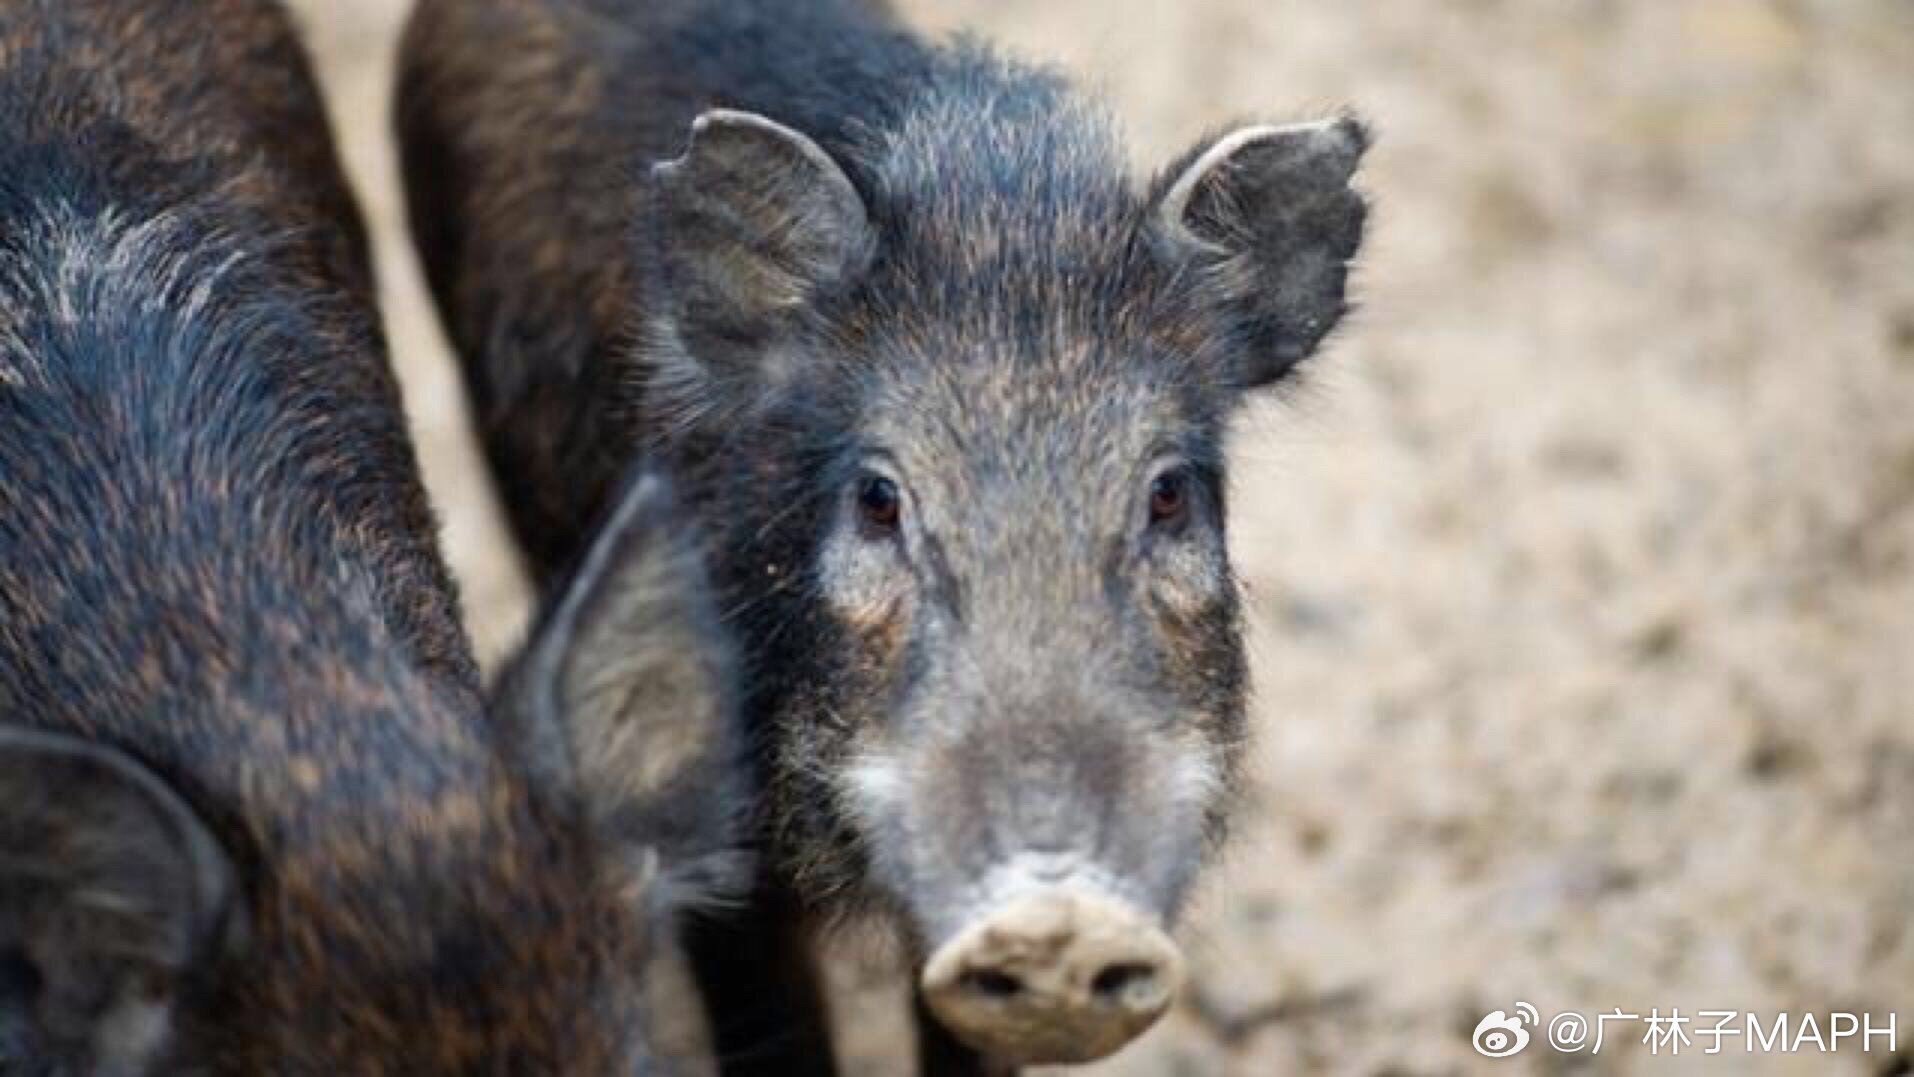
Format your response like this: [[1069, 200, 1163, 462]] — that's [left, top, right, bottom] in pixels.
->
[[638, 72, 1365, 1063]]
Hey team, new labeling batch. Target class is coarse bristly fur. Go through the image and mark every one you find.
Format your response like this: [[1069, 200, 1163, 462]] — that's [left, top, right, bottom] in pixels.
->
[[0, 2, 745, 1073], [399, 0, 1368, 1071]]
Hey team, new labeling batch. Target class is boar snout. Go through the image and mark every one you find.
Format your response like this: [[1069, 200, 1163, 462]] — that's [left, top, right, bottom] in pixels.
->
[[920, 888, 1183, 1065]]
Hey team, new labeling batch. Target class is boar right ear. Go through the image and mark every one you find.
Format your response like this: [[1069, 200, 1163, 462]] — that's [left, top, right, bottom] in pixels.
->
[[499, 471, 748, 912], [1153, 115, 1370, 389], [0, 727, 239, 1072], [645, 109, 872, 411]]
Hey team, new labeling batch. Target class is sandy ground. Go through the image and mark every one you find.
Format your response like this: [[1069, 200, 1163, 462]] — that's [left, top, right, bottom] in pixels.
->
[[286, 1, 1914, 1073]]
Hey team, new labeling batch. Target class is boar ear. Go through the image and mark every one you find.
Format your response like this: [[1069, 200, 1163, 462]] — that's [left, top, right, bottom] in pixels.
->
[[1153, 115, 1370, 388], [499, 470, 749, 911], [646, 109, 872, 408], [0, 727, 240, 1072]]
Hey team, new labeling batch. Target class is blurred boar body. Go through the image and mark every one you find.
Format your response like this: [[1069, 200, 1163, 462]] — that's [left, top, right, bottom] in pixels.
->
[[400, 0, 1367, 1070], [0, 1, 741, 1072]]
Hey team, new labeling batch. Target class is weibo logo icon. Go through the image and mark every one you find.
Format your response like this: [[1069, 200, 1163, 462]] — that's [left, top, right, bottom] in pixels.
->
[[1472, 1002, 1539, 1057]]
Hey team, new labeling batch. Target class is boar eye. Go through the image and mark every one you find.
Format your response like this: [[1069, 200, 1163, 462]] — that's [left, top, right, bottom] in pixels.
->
[[857, 474, 902, 534], [1148, 469, 1191, 529]]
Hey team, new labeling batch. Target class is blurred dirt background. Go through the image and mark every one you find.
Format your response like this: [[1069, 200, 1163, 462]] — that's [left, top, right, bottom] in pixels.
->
[[286, 1, 1914, 1073]]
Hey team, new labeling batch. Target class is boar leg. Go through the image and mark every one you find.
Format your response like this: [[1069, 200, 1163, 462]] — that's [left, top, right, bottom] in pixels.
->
[[685, 883, 838, 1076]]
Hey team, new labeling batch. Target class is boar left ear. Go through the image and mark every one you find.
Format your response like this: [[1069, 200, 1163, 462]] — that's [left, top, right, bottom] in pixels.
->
[[645, 109, 873, 412], [1153, 115, 1370, 388], [497, 470, 748, 911], [0, 727, 242, 1072]]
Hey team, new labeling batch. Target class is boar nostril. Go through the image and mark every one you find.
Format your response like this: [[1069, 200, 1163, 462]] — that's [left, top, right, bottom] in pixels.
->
[[961, 968, 1023, 999], [1091, 962, 1160, 1006]]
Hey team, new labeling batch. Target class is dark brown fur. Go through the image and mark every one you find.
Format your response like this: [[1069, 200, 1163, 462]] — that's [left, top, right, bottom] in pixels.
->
[[0, 2, 740, 1072]]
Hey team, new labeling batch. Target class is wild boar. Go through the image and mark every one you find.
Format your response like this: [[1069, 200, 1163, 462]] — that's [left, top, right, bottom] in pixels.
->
[[0, 2, 741, 1071], [399, 0, 1368, 1070]]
